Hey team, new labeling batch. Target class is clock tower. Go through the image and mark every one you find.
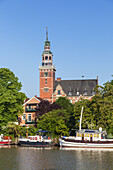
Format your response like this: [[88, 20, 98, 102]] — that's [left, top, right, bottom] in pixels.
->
[[39, 27, 56, 102]]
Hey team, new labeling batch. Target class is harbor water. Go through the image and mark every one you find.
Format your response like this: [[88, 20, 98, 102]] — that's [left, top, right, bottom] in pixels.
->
[[0, 146, 113, 170]]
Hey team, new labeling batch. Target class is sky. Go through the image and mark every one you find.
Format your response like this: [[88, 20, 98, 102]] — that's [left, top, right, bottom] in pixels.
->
[[0, 0, 113, 98]]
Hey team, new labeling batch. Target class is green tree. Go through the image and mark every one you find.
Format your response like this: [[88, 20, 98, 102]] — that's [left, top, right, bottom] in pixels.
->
[[28, 125, 37, 136], [55, 97, 75, 130], [37, 109, 69, 136], [0, 68, 26, 130], [74, 99, 93, 130]]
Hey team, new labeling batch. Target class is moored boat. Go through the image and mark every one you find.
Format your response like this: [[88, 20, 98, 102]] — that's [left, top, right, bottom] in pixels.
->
[[0, 134, 11, 145], [59, 107, 113, 148], [18, 131, 53, 147], [59, 129, 113, 148]]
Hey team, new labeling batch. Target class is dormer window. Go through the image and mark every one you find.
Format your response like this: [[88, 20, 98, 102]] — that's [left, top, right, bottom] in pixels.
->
[[77, 91, 79, 95], [58, 90, 61, 95], [68, 91, 72, 96]]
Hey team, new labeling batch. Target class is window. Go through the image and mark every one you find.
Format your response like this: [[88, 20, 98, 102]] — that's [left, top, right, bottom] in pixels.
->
[[45, 56, 48, 60], [45, 78, 47, 85], [28, 105, 31, 109], [49, 56, 51, 60], [92, 91, 95, 95], [94, 134, 96, 138], [58, 90, 61, 95], [22, 114, 26, 120], [68, 91, 72, 96], [84, 91, 87, 96], [28, 114, 31, 122], [77, 91, 79, 95], [43, 57, 44, 60], [97, 134, 99, 138], [44, 72, 48, 77], [44, 88, 49, 92]]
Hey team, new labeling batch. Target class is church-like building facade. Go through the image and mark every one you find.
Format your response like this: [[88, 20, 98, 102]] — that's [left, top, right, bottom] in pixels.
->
[[39, 28, 98, 103]]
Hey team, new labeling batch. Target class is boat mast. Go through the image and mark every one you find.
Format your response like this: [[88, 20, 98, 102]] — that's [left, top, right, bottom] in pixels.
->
[[79, 106, 84, 131]]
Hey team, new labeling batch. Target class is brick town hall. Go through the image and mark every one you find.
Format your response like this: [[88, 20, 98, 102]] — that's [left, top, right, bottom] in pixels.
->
[[39, 28, 97, 104], [19, 28, 98, 127]]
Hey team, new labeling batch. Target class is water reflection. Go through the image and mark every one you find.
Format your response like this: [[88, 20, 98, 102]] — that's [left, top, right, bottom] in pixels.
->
[[0, 146, 113, 170], [0, 145, 11, 149]]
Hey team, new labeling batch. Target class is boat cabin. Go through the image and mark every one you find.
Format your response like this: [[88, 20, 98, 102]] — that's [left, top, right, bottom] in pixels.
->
[[76, 129, 107, 141]]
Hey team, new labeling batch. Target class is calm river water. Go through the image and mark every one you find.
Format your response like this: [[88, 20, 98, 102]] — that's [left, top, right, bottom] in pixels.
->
[[0, 146, 113, 170]]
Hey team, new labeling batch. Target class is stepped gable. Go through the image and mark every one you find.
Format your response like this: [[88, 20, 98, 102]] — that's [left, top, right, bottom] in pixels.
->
[[54, 79, 97, 96]]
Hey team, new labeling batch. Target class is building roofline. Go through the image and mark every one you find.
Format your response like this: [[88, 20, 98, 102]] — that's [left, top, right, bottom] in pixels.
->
[[23, 96, 42, 106]]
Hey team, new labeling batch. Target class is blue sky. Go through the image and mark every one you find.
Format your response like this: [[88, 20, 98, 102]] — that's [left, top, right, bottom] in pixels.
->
[[0, 0, 113, 98]]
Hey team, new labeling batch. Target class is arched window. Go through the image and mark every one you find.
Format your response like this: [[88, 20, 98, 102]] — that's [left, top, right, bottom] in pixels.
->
[[45, 56, 48, 60]]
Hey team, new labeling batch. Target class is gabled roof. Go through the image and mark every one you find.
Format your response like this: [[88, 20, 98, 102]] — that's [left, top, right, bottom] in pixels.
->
[[23, 96, 43, 106], [54, 79, 97, 96]]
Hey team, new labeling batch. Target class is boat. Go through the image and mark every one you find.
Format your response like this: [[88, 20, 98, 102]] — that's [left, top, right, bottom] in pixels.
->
[[59, 107, 113, 148], [59, 129, 113, 148], [0, 134, 11, 145], [18, 131, 53, 147]]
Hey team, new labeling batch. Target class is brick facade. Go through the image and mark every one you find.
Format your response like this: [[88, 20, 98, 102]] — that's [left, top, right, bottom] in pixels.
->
[[39, 28, 98, 103], [39, 28, 56, 102]]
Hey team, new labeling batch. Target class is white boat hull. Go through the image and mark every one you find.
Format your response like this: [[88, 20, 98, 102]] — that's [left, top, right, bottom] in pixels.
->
[[60, 138, 113, 148]]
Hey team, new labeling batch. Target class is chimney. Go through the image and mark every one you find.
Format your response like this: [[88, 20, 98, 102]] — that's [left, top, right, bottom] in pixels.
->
[[57, 77, 61, 82]]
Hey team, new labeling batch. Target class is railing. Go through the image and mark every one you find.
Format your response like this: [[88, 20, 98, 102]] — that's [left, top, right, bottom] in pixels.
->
[[25, 108, 36, 112], [25, 119, 36, 124]]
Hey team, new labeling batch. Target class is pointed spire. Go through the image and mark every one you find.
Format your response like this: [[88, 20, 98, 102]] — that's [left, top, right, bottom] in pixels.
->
[[46, 26, 48, 41]]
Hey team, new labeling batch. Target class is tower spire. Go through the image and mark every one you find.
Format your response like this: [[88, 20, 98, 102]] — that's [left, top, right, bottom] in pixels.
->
[[46, 26, 48, 41]]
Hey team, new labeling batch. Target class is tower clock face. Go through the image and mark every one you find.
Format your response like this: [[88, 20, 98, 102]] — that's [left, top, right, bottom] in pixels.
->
[[44, 72, 48, 77]]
